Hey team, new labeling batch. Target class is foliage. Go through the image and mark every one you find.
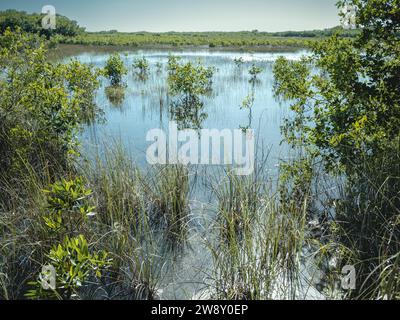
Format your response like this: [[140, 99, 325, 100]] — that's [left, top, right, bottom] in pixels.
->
[[104, 53, 128, 86], [105, 85, 126, 107], [273, 0, 400, 171], [0, 28, 101, 197], [60, 28, 358, 49], [167, 56, 214, 130], [234, 57, 244, 68], [167, 56, 215, 97], [133, 56, 149, 79], [273, 0, 400, 299], [26, 235, 111, 300], [42, 178, 96, 235], [0, 10, 84, 38], [248, 64, 263, 83], [64, 60, 102, 122]]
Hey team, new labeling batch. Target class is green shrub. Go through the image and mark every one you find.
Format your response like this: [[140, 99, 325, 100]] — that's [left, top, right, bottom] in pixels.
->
[[133, 56, 150, 79], [26, 235, 111, 300], [167, 56, 215, 97], [0, 28, 101, 202], [42, 178, 96, 235], [103, 53, 127, 86], [248, 64, 263, 83]]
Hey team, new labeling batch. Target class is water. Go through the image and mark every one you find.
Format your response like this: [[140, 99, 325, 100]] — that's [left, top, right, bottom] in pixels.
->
[[62, 49, 310, 299]]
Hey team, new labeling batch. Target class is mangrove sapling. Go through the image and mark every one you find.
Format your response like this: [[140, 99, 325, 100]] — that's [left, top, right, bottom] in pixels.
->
[[104, 53, 128, 86], [273, 0, 400, 299], [167, 57, 215, 98], [133, 56, 150, 80], [42, 177, 96, 238], [248, 64, 263, 84], [167, 56, 215, 130], [234, 57, 244, 68], [26, 235, 112, 300], [0, 29, 102, 194]]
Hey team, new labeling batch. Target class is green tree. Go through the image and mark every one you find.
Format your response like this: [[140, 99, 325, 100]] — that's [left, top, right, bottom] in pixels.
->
[[167, 56, 214, 97], [0, 29, 101, 201], [0, 10, 84, 38], [273, 0, 400, 299]]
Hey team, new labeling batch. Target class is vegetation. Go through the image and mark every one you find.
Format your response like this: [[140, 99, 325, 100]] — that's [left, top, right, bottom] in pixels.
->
[[1, 0, 400, 301], [167, 56, 215, 130], [133, 56, 150, 80], [0, 10, 84, 37], [103, 53, 128, 86], [59, 28, 358, 50], [273, 0, 400, 299], [26, 235, 112, 300], [0, 10, 359, 51], [167, 56, 214, 97]]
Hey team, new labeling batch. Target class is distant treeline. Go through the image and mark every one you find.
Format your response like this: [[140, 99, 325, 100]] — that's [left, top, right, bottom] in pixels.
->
[[0, 9, 358, 48], [92, 28, 359, 38], [0, 10, 84, 37]]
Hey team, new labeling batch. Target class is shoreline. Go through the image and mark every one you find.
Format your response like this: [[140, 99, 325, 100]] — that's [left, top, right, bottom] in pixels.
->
[[49, 43, 307, 59]]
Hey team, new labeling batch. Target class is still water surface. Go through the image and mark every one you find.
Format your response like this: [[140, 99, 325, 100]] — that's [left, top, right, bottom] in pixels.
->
[[63, 49, 310, 299]]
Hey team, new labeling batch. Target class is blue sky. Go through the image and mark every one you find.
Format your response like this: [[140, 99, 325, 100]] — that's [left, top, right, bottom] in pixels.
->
[[0, 0, 340, 32]]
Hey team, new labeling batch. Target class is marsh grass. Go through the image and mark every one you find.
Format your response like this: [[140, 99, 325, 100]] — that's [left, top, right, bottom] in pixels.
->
[[202, 149, 315, 300], [332, 143, 400, 300], [207, 182, 310, 299], [139, 165, 191, 247]]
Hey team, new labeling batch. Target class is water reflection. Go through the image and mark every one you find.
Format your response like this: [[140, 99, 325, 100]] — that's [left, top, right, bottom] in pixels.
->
[[105, 85, 126, 107], [169, 95, 207, 131]]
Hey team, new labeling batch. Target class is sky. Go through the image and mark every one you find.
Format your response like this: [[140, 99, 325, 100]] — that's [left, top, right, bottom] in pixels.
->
[[0, 0, 341, 32]]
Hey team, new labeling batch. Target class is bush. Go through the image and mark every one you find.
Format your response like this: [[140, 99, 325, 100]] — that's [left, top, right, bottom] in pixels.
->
[[133, 56, 149, 79], [0, 28, 101, 203], [26, 235, 111, 300], [167, 56, 215, 97], [43, 178, 96, 236], [103, 53, 128, 86]]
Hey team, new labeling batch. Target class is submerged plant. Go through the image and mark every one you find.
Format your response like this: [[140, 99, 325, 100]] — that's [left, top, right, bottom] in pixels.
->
[[133, 56, 150, 80], [248, 64, 263, 83], [234, 57, 244, 68], [105, 85, 126, 107]]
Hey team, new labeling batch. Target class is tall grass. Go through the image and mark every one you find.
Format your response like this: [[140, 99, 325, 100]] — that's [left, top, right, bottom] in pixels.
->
[[332, 140, 400, 299], [206, 163, 313, 300]]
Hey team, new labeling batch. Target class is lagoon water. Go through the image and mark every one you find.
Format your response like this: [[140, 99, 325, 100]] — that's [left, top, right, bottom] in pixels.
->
[[63, 49, 311, 299], [67, 50, 308, 171]]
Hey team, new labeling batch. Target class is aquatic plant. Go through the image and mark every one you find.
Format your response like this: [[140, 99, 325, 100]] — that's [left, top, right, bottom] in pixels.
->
[[133, 56, 150, 80], [103, 53, 128, 86]]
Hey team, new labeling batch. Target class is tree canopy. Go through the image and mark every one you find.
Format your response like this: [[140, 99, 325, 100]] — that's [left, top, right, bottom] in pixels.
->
[[0, 9, 85, 37]]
